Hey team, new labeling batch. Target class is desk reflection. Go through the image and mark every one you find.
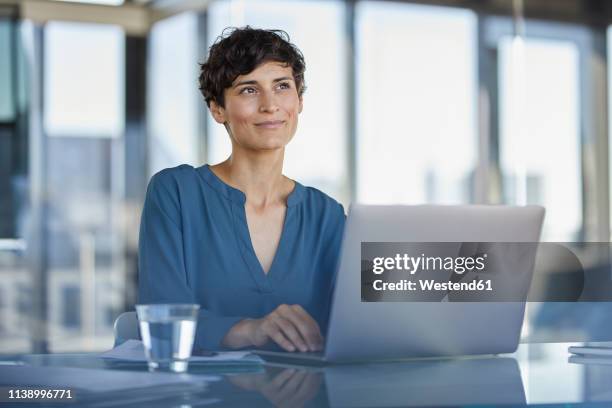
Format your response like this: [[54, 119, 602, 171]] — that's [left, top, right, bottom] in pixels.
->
[[1, 354, 526, 407], [227, 368, 322, 408], [224, 356, 525, 407], [570, 358, 612, 403]]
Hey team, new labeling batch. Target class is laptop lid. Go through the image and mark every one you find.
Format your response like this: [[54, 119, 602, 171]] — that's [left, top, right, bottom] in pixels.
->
[[324, 204, 545, 362]]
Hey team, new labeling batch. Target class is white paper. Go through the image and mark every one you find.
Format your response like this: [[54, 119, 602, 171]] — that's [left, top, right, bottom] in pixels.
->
[[0, 365, 209, 393], [99, 340, 262, 363]]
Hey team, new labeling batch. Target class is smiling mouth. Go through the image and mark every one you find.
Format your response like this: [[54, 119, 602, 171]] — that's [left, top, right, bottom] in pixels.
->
[[255, 120, 285, 129]]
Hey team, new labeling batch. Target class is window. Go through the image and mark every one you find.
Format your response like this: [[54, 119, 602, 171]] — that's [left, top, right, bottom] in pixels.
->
[[44, 21, 124, 138], [42, 21, 127, 351], [0, 19, 14, 121], [608, 26, 612, 240], [148, 12, 200, 176], [52, 0, 124, 5], [61, 286, 81, 329], [0, 287, 5, 335], [356, 2, 477, 204], [16, 284, 31, 318], [499, 37, 581, 241]]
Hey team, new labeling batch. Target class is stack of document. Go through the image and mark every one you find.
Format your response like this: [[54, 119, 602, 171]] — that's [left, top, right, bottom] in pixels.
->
[[99, 340, 263, 366], [0, 364, 218, 405], [568, 346, 612, 365]]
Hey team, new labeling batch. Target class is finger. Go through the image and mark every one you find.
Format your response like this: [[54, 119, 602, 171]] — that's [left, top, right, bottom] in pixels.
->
[[290, 305, 323, 345], [284, 370, 308, 394], [227, 374, 256, 390], [273, 371, 305, 407], [276, 306, 315, 350], [272, 316, 309, 352], [261, 370, 296, 406], [293, 372, 322, 403], [269, 368, 295, 389], [278, 305, 322, 350], [265, 321, 297, 352]]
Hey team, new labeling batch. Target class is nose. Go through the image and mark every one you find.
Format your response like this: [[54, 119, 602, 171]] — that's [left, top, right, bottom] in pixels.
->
[[258, 90, 279, 113]]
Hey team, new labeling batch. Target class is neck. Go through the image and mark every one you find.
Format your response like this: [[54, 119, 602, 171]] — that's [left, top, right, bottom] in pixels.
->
[[211, 147, 293, 209]]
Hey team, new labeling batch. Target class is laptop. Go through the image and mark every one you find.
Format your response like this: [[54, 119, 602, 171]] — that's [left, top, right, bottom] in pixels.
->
[[256, 204, 545, 364]]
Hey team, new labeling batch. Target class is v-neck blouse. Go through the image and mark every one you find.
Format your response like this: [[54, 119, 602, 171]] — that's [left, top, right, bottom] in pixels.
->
[[138, 164, 346, 350]]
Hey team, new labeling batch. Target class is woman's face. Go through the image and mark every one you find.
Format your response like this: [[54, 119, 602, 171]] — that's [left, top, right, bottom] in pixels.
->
[[210, 61, 303, 152]]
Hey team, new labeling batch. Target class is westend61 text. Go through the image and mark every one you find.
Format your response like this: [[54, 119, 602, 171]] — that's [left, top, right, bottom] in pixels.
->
[[372, 279, 493, 292]]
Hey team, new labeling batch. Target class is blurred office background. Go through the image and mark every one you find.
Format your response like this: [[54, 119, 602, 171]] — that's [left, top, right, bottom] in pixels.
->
[[0, 0, 611, 353]]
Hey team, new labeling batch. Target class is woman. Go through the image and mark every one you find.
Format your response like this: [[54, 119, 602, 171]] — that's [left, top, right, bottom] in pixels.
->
[[138, 27, 345, 352]]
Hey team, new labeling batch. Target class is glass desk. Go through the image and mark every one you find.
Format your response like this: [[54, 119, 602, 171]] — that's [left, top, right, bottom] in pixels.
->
[[1, 342, 612, 407]]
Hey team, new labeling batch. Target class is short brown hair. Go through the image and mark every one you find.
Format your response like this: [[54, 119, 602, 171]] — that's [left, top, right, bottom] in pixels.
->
[[199, 26, 306, 108]]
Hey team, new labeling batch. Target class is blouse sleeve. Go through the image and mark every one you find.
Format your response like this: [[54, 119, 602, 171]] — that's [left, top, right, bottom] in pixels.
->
[[137, 171, 243, 350], [318, 201, 346, 333]]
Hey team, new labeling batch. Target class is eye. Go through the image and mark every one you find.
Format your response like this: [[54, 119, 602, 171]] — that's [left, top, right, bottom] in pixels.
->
[[277, 82, 292, 90], [239, 86, 257, 95]]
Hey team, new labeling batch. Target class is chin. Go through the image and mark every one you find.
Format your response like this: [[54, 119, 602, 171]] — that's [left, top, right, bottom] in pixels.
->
[[257, 142, 289, 151], [251, 135, 291, 150]]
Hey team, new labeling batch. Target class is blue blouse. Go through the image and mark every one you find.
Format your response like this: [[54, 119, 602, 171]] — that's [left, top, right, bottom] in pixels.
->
[[138, 164, 345, 350]]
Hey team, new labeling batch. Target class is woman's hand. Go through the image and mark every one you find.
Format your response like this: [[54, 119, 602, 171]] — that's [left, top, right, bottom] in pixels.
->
[[228, 368, 323, 408], [247, 304, 323, 352], [222, 304, 324, 351]]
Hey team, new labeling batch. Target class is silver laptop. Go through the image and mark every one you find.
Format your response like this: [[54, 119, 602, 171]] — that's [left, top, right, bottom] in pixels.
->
[[256, 204, 545, 364]]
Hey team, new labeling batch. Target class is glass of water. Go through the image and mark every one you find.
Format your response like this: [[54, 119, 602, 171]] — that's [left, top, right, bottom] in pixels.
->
[[135, 304, 200, 373]]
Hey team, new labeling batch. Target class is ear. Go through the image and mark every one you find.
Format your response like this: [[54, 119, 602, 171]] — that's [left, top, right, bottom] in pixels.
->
[[209, 100, 227, 124], [298, 95, 303, 114]]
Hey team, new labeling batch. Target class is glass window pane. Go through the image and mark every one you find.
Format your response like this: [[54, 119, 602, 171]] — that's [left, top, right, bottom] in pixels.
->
[[356, 2, 477, 204], [608, 26, 612, 239], [42, 21, 128, 351], [44, 21, 124, 137], [44, 137, 127, 351], [0, 252, 30, 352], [499, 37, 580, 241], [52, 0, 124, 6], [0, 19, 14, 121], [148, 12, 200, 176], [207, 0, 348, 204]]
